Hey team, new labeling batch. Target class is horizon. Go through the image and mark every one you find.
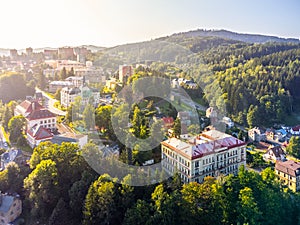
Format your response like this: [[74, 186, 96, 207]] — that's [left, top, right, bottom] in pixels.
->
[[1, 28, 300, 51], [0, 0, 299, 49]]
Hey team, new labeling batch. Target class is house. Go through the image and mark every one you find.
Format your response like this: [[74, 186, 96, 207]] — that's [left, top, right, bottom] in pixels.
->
[[48, 80, 74, 93], [161, 129, 246, 183], [0, 149, 26, 171], [0, 193, 22, 225], [248, 127, 265, 142], [119, 65, 133, 83], [27, 124, 53, 148], [290, 125, 300, 135], [263, 146, 286, 162], [275, 160, 300, 192], [161, 117, 174, 129], [51, 132, 88, 149], [60, 83, 100, 108], [14, 100, 57, 132]]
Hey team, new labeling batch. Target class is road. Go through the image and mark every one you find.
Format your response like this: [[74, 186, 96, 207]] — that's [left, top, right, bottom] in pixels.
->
[[35, 87, 67, 116]]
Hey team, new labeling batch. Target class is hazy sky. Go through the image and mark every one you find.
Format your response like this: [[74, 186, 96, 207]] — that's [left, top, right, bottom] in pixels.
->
[[1, 0, 299, 49]]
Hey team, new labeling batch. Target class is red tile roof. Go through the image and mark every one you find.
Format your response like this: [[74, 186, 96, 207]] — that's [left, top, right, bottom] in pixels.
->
[[19, 100, 43, 114], [27, 124, 53, 140], [27, 109, 56, 120]]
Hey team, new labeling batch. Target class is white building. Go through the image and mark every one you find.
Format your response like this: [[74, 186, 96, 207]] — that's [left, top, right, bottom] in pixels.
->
[[161, 129, 246, 183]]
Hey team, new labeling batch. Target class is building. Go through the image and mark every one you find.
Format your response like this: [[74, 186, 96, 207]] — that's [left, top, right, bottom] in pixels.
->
[[9, 49, 18, 59], [51, 133, 88, 149], [26, 47, 33, 56], [60, 87, 81, 108], [275, 160, 300, 192], [58, 47, 75, 60], [60, 84, 100, 108], [14, 100, 57, 132], [161, 117, 174, 129], [26, 124, 54, 148], [44, 49, 58, 60], [49, 80, 74, 93], [222, 117, 234, 128], [263, 146, 286, 162], [0, 149, 26, 171], [65, 76, 84, 87], [290, 125, 300, 135], [248, 127, 265, 142], [0, 193, 22, 225], [161, 129, 246, 183], [74, 67, 106, 83], [119, 65, 133, 83]]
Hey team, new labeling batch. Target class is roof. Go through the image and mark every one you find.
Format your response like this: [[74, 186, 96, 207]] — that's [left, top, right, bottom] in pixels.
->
[[162, 130, 245, 160], [275, 160, 300, 177], [0, 195, 15, 213], [27, 108, 56, 120], [17, 100, 43, 115], [162, 117, 174, 124], [1, 150, 23, 165], [27, 124, 53, 140], [292, 125, 300, 131], [267, 146, 285, 157], [50, 81, 73, 86]]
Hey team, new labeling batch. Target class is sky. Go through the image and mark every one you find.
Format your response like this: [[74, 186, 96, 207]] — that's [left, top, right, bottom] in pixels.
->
[[0, 0, 299, 49]]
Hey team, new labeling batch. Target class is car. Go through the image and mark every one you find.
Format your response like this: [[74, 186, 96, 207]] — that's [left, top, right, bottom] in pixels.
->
[[3, 142, 8, 147]]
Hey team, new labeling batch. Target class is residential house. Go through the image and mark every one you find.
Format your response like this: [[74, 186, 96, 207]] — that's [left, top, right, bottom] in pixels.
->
[[248, 127, 265, 142], [162, 117, 174, 130], [119, 65, 133, 83], [291, 125, 300, 135], [177, 111, 191, 134], [0, 193, 22, 225], [161, 129, 246, 183], [48, 80, 74, 93], [51, 132, 88, 149], [27, 124, 53, 148], [65, 76, 83, 87], [275, 160, 300, 192], [263, 146, 286, 162], [14, 100, 57, 132], [60, 83, 100, 108], [0, 149, 27, 171]]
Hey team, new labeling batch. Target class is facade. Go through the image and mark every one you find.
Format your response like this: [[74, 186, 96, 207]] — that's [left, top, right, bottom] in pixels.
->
[[263, 146, 286, 162], [60, 87, 81, 108], [275, 160, 300, 192], [74, 68, 106, 83], [0, 193, 22, 225], [119, 65, 133, 83], [248, 127, 265, 142], [58, 47, 75, 60], [60, 84, 100, 108], [49, 80, 74, 93], [161, 129, 246, 183], [14, 100, 57, 132], [27, 124, 53, 148], [65, 76, 84, 87]]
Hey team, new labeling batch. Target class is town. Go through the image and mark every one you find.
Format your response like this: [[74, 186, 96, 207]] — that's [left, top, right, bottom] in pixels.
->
[[1, 41, 300, 224]]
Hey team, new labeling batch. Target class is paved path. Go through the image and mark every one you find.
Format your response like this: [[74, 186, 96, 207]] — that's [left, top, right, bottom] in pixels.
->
[[35, 87, 67, 116]]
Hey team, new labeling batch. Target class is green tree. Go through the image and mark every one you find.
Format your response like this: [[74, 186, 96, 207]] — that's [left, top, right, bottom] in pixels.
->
[[286, 136, 300, 158], [24, 159, 58, 217], [8, 115, 26, 143], [60, 67, 67, 80], [173, 118, 181, 138], [83, 103, 95, 131], [247, 105, 260, 128]]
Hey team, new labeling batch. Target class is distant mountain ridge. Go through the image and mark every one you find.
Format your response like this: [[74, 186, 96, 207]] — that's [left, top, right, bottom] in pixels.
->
[[170, 29, 300, 44]]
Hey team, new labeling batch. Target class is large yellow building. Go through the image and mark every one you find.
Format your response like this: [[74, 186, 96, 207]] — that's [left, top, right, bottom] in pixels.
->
[[275, 160, 300, 192], [161, 130, 246, 183]]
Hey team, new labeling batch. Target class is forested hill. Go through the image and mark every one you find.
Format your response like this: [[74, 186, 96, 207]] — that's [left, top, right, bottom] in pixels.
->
[[164, 29, 300, 44]]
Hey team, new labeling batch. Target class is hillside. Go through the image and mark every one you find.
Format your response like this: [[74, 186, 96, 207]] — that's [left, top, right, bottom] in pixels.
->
[[169, 29, 300, 44]]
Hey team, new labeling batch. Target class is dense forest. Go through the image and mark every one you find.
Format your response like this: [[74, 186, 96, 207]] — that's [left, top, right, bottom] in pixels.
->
[[1, 141, 300, 225], [90, 33, 300, 127]]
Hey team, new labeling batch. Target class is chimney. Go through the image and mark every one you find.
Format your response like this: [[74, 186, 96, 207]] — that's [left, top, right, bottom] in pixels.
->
[[32, 102, 35, 111]]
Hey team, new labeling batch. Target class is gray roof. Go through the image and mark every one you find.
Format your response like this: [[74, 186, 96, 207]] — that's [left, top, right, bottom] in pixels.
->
[[0, 195, 14, 213]]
